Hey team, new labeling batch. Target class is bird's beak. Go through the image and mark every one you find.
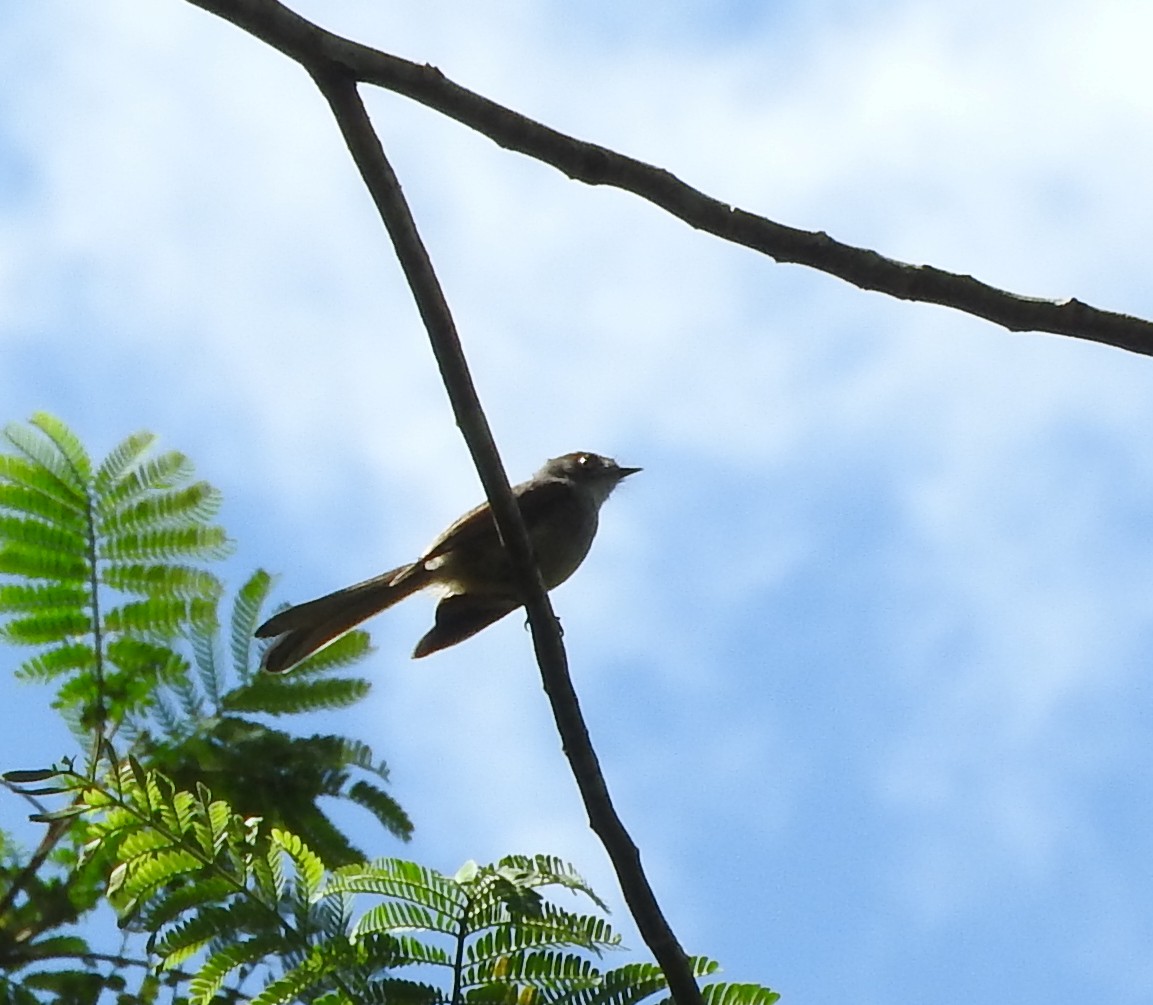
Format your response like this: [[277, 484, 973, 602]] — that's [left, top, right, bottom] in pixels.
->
[[618, 466, 642, 478]]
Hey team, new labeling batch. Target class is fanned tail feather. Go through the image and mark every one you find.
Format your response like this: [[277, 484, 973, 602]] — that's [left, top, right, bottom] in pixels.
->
[[256, 565, 427, 673]]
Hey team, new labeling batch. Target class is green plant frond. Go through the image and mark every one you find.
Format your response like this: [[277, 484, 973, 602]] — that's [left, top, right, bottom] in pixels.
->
[[105, 636, 189, 684], [248, 841, 283, 907], [0, 454, 87, 515], [562, 965, 664, 1005], [464, 951, 599, 992], [348, 899, 453, 940], [313, 994, 358, 1005], [183, 620, 221, 711], [161, 782, 199, 836], [345, 780, 413, 841], [198, 784, 233, 854], [93, 430, 156, 494], [250, 936, 385, 1005], [28, 412, 94, 487], [530, 906, 621, 953], [293, 735, 380, 774], [0, 607, 91, 646], [311, 887, 354, 937], [395, 935, 454, 969], [558, 959, 726, 1005], [4, 415, 91, 496], [188, 934, 285, 1005], [117, 822, 182, 861], [222, 674, 372, 716], [263, 840, 288, 901], [0, 482, 87, 534], [107, 846, 205, 914], [462, 879, 543, 926], [561, 962, 667, 1005], [467, 913, 621, 963], [326, 859, 467, 916], [285, 628, 374, 673], [0, 581, 89, 613], [99, 524, 232, 562], [287, 804, 367, 871], [495, 857, 607, 911], [271, 828, 326, 902], [99, 450, 194, 509], [99, 667, 174, 721], [98, 482, 222, 536], [101, 561, 222, 599], [138, 875, 237, 935], [351, 979, 446, 1005], [104, 596, 217, 635], [231, 568, 273, 676], [0, 513, 90, 557], [145, 689, 187, 738], [701, 983, 780, 1005], [0, 539, 89, 583], [14, 642, 95, 681], [149, 912, 221, 971]]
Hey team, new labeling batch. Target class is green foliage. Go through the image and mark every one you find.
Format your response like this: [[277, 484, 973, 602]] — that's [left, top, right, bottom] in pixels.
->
[[0, 416, 779, 1005], [124, 568, 412, 866], [7, 764, 778, 1005], [0, 413, 230, 730], [0, 416, 411, 1002]]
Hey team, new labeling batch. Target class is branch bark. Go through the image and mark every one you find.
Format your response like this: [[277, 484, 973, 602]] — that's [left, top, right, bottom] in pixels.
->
[[308, 67, 702, 1005], [186, 0, 1153, 357]]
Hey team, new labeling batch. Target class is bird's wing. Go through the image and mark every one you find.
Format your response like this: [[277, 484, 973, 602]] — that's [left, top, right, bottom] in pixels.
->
[[420, 478, 569, 561]]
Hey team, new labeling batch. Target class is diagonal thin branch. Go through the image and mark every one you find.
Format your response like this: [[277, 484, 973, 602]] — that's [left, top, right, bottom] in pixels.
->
[[307, 67, 702, 1005], [186, 0, 1153, 357]]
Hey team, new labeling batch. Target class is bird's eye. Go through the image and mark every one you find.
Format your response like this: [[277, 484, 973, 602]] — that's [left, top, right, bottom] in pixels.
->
[[577, 453, 591, 467]]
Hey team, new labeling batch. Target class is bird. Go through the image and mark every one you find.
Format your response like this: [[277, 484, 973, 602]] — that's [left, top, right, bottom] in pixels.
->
[[255, 451, 640, 672]]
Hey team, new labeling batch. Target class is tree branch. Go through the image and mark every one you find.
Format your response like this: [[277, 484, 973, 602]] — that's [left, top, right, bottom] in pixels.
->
[[185, 0, 1153, 356], [307, 68, 702, 1005]]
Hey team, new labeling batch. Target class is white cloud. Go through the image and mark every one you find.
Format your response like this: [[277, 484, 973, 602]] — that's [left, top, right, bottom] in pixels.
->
[[4, 0, 1153, 1000]]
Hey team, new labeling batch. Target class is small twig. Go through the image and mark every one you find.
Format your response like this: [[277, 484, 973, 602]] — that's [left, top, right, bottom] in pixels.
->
[[309, 67, 702, 1005], [185, 0, 1153, 357]]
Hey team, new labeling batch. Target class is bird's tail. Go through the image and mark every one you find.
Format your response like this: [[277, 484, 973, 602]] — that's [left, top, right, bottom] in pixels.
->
[[256, 564, 429, 673]]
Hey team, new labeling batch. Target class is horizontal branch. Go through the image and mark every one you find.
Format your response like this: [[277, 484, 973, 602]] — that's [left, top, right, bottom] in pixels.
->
[[187, 0, 1153, 357]]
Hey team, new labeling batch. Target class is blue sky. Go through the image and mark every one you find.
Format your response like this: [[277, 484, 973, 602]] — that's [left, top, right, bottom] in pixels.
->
[[3, 0, 1153, 1002]]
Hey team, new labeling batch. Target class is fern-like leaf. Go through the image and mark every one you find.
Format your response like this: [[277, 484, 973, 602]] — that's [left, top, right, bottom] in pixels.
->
[[464, 950, 599, 992], [13, 642, 95, 681], [326, 859, 467, 917], [189, 934, 285, 1005], [99, 451, 194, 510], [139, 875, 237, 937], [701, 983, 781, 1005], [0, 582, 88, 612], [4, 415, 90, 495], [0, 478, 86, 527], [105, 637, 189, 684], [93, 430, 155, 493], [0, 539, 88, 582], [26, 412, 93, 487], [0, 607, 90, 645], [222, 674, 371, 716], [104, 596, 217, 635], [231, 568, 272, 677], [99, 525, 231, 562], [282, 628, 374, 673], [351, 899, 447, 939], [98, 483, 221, 535], [102, 562, 222, 598], [0, 455, 86, 520], [345, 780, 413, 842], [0, 416, 230, 724], [272, 828, 327, 903]]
